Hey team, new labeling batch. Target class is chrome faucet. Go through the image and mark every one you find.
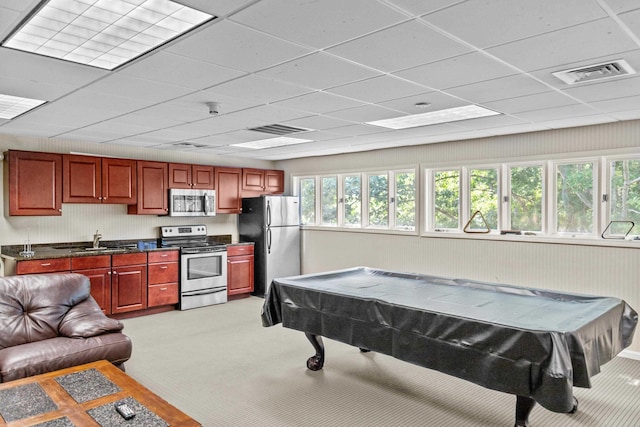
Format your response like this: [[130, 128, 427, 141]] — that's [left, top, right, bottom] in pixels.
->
[[93, 230, 102, 249]]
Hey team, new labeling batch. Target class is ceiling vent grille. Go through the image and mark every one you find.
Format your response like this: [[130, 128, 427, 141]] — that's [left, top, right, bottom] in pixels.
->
[[552, 60, 635, 85], [248, 124, 312, 135], [172, 142, 207, 149]]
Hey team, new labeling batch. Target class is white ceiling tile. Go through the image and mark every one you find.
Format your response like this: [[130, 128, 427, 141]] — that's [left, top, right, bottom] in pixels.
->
[[326, 104, 404, 123], [326, 76, 430, 103], [602, 0, 640, 14], [119, 52, 246, 89], [383, 0, 466, 16], [258, 52, 381, 90], [84, 74, 194, 103], [562, 76, 640, 103], [445, 75, 551, 104], [378, 91, 467, 114], [512, 104, 599, 122], [424, 0, 608, 48], [449, 113, 528, 130], [394, 52, 518, 90], [327, 19, 471, 73], [591, 94, 640, 112], [282, 115, 353, 131], [165, 20, 312, 72], [173, 0, 256, 17], [231, 0, 408, 49], [273, 92, 365, 114], [484, 91, 577, 114], [209, 75, 313, 103], [487, 18, 638, 72]]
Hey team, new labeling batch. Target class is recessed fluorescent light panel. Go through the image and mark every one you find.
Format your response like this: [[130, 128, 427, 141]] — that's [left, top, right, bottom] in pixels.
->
[[231, 137, 313, 150], [2, 0, 214, 70], [0, 94, 46, 119], [367, 105, 500, 129]]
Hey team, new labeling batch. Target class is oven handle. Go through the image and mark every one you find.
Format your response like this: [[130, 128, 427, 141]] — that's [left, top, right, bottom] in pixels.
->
[[182, 287, 227, 297]]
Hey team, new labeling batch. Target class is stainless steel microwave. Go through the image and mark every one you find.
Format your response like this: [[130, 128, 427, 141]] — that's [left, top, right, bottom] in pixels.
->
[[169, 189, 216, 217]]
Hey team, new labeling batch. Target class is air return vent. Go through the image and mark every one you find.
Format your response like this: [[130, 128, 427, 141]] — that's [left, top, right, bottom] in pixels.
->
[[172, 142, 207, 149], [552, 60, 635, 85], [248, 124, 312, 135]]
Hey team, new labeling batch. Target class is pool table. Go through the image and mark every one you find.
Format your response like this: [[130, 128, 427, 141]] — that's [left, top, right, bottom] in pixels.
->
[[261, 267, 637, 427]]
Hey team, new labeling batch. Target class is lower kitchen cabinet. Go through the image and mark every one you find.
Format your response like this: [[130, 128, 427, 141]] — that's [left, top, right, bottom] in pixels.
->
[[71, 255, 111, 314], [147, 250, 179, 307], [111, 253, 148, 314], [15, 257, 70, 274], [227, 245, 254, 296]]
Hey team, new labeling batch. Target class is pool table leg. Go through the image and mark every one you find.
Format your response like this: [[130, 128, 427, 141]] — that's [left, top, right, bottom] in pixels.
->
[[305, 333, 324, 371], [514, 395, 536, 427]]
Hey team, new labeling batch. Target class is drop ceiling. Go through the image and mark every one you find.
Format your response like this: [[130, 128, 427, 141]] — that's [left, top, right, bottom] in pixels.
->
[[2, 0, 640, 161]]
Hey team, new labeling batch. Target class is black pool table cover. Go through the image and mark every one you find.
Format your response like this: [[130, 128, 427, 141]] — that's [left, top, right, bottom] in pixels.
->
[[261, 267, 637, 413]]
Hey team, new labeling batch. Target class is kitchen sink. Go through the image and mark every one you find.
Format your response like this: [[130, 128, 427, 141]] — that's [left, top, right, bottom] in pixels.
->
[[72, 247, 127, 254]]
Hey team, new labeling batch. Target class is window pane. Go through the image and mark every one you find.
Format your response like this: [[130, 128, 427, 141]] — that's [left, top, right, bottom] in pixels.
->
[[343, 175, 361, 226], [368, 174, 388, 227], [510, 166, 543, 232], [299, 178, 315, 225], [321, 176, 337, 225], [434, 170, 459, 229], [469, 168, 498, 230], [610, 159, 640, 235], [556, 162, 594, 233], [395, 171, 415, 230]]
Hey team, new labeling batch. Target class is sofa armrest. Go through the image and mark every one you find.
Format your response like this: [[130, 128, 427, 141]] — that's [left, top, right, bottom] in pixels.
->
[[59, 297, 124, 338]]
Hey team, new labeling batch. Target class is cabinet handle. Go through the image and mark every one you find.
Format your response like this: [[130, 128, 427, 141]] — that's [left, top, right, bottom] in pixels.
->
[[160, 287, 168, 291], [160, 254, 168, 257], [160, 266, 168, 269], [40, 263, 51, 266]]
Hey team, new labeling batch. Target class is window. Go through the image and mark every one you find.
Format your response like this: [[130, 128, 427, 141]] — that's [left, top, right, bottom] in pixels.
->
[[508, 165, 544, 232], [321, 176, 337, 225], [555, 161, 596, 234], [469, 167, 499, 230], [299, 178, 316, 225], [343, 175, 362, 227], [394, 171, 416, 230], [368, 173, 389, 227], [433, 170, 460, 230], [608, 158, 640, 235]]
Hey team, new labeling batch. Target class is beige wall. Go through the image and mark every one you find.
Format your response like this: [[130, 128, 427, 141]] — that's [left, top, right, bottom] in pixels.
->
[[278, 120, 640, 354]]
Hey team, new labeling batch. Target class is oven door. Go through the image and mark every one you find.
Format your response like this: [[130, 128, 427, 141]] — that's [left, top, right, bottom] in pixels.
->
[[181, 250, 227, 294]]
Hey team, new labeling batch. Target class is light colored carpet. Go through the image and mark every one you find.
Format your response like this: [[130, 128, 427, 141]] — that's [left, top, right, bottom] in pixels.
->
[[121, 297, 640, 427]]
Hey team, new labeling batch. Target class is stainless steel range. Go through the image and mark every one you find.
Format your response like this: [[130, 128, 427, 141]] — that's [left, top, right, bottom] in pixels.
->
[[160, 225, 227, 310]]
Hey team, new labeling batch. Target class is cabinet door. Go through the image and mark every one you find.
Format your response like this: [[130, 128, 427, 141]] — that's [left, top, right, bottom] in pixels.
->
[[191, 165, 214, 189], [128, 161, 168, 215], [111, 264, 147, 314], [9, 150, 62, 216], [63, 154, 101, 203], [227, 255, 254, 295], [168, 163, 191, 189], [102, 158, 136, 204], [215, 167, 242, 214], [16, 257, 70, 274], [76, 268, 112, 314], [242, 168, 265, 192], [265, 170, 284, 193]]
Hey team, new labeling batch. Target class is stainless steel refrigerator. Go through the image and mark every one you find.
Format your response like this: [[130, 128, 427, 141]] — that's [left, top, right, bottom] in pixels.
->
[[239, 195, 300, 297]]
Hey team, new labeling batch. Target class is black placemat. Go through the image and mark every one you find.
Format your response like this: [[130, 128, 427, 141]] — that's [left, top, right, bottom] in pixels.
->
[[55, 368, 121, 403], [0, 383, 58, 422], [33, 417, 75, 427], [87, 397, 168, 427]]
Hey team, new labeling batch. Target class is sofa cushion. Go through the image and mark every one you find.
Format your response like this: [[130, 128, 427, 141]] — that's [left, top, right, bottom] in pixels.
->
[[0, 274, 90, 349], [59, 297, 124, 338]]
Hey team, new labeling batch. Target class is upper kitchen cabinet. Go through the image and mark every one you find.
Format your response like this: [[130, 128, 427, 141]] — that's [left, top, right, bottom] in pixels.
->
[[128, 161, 168, 215], [63, 155, 136, 204], [168, 163, 214, 189], [242, 168, 284, 196], [215, 167, 242, 214], [8, 150, 62, 216]]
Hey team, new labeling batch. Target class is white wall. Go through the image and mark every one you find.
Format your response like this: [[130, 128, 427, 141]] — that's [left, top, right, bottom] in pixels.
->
[[0, 134, 275, 246], [278, 120, 640, 354]]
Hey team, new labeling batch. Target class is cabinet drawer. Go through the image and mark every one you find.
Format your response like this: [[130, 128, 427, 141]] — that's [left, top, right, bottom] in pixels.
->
[[148, 283, 179, 307], [148, 250, 179, 263], [112, 252, 147, 267], [227, 245, 253, 256], [148, 262, 179, 285], [71, 255, 110, 270], [17, 258, 70, 274]]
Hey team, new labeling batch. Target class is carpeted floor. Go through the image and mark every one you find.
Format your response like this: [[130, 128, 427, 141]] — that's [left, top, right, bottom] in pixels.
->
[[121, 297, 640, 427]]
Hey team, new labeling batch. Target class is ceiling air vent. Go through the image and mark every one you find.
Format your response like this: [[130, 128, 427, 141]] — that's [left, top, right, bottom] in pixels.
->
[[172, 142, 207, 149], [248, 124, 312, 135], [552, 59, 635, 85]]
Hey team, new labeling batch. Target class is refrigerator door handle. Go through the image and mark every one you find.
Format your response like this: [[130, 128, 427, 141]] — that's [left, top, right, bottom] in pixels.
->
[[267, 200, 272, 227], [267, 227, 272, 254]]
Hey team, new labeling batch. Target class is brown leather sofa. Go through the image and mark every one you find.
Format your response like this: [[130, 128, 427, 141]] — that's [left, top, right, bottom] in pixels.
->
[[0, 273, 132, 382]]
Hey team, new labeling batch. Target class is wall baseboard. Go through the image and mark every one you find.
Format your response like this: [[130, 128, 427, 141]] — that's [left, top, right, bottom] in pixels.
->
[[620, 349, 640, 361]]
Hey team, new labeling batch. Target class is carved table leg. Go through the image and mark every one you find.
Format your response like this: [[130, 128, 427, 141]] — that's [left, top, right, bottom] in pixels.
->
[[305, 333, 324, 371], [514, 395, 536, 427]]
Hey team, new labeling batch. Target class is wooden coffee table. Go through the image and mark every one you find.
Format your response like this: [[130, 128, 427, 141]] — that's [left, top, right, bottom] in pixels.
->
[[0, 360, 200, 426]]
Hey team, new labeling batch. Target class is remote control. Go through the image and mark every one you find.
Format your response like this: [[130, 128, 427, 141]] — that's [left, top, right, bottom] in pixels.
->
[[115, 402, 136, 420]]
